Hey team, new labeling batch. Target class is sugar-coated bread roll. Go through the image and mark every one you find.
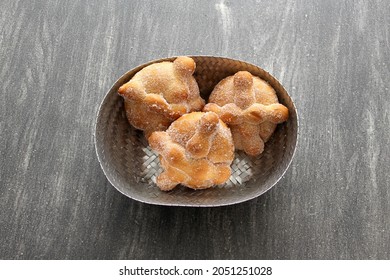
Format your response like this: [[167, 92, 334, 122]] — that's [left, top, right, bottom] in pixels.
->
[[118, 56, 205, 137], [204, 71, 288, 156], [148, 112, 234, 191]]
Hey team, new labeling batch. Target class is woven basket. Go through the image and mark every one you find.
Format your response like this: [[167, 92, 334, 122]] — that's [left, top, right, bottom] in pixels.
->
[[94, 56, 298, 207]]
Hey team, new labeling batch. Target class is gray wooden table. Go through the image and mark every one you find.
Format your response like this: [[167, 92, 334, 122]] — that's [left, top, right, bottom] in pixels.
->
[[1, 0, 389, 259]]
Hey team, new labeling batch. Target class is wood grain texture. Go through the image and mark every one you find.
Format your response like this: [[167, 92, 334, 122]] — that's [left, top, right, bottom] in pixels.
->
[[0, 0, 389, 259]]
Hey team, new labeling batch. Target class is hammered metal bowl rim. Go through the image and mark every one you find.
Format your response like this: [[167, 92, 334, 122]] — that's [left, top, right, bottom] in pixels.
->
[[94, 55, 299, 207]]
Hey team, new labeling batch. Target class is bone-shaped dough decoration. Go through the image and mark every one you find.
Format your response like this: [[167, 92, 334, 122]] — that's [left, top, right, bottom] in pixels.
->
[[148, 112, 234, 191], [204, 71, 289, 156]]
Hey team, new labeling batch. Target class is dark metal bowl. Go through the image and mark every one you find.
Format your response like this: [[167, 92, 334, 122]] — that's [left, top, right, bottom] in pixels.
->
[[94, 56, 298, 207]]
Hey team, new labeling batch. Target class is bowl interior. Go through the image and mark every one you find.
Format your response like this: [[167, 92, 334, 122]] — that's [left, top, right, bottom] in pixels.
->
[[95, 56, 298, 207]]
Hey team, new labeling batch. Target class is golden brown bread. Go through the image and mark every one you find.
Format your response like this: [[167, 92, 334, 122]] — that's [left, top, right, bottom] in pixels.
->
[[118, 56, 205, 137], [148, 112, 234, 191], [204, 71, 289, 156]]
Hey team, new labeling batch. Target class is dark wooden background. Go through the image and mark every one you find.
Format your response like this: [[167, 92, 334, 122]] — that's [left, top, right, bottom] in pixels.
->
[[1, 0, 389, 259]]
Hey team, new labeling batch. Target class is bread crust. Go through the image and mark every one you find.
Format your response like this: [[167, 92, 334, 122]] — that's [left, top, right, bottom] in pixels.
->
[[118, 57, 205, 138]]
